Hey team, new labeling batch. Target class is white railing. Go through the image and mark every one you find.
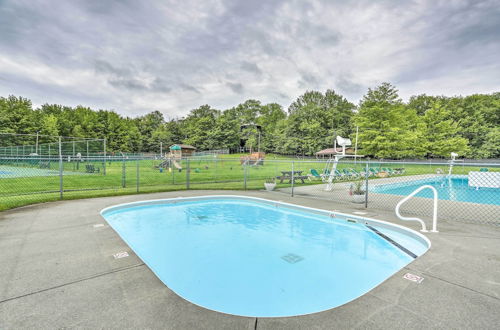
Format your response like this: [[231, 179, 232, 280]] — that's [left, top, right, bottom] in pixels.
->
[[395, 185, 439, 233]]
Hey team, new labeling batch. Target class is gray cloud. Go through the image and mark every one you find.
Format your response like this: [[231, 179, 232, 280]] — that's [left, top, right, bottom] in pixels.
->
[[336, 75, 363, 95], [298, 72, 319, 89], [150, 78, 172, 93], [94, 60, 132, 77], [109, 78, 148, 91], [240, 61, 262, 75], [0, 0, 498, 117], [227, 82, 244, 94], [179, 83, 201, 94]]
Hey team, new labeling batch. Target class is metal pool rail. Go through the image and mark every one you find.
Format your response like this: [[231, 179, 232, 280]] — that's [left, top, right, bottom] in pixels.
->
[[395, 185, 438, 233]]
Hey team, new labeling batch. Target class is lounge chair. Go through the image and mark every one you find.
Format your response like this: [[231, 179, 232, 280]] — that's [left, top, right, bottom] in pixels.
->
[[309, 168, 331, 182], [309, 169, 324, 181], [343, 168, 359, 179], [334, 169, 346, 180], [393, 167, 405, 174], [352, 168, 371, 178], [381, 167, 395, 176]]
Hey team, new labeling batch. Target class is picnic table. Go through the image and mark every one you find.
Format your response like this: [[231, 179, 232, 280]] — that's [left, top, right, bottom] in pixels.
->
[[85, 164, 100, 173], [276, 171, 308, 184]]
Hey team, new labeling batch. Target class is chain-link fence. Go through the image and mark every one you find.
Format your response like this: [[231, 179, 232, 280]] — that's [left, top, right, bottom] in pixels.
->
[[274, 159, 499, 226], [1, 152, 498, 226]]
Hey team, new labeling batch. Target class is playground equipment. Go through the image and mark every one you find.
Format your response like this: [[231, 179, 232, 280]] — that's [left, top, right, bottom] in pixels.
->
[[325, 136, 364, 191], [157, 145, 185, 172], [240, 152, 265, 166], [158, 156, 183, 171]]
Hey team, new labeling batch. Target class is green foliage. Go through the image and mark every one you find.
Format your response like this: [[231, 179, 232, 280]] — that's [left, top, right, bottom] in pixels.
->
[[478, 127, 500, 158], [355, 84, 422, 158], [279, 90, 355, 155], [0, 82, 499, 158], [420, 103, 470, 157]]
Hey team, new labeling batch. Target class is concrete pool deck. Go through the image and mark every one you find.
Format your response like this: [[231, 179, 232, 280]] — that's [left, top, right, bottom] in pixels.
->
[[1, 190, 499, 329]]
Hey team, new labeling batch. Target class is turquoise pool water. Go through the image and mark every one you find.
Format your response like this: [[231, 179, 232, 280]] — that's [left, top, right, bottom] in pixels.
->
[[101, 197, 429, 317], [372, 177, 500, 206]]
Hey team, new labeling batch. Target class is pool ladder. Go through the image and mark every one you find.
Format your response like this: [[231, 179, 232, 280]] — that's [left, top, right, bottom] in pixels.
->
[[395, 185, 439, 233]]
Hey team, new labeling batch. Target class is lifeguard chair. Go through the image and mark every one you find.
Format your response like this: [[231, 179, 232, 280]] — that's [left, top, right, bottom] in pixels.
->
[[325, 136, 364, 191]]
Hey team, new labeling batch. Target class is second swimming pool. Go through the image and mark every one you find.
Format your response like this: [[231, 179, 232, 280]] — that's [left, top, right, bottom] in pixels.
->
[[371, 177, 500, 206]]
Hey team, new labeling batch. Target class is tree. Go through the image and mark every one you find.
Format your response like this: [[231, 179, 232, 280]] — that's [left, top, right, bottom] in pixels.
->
[[355, 84, 423, 158], [407, 94, 447, 115], [39, 114, 59, 137], [0, 96, 36, 146], [281, 90, 355, 155], [475, 127, 499, 158], [181, 105, 220, 149], [360, 82, 401, 107], [256, 103, 286, 152], [0, 87, 498, 158], [288, 91, 324, 115], [420, 103, 469, 157], [205, 115, 240, 150], [135, 111, 165, 152]]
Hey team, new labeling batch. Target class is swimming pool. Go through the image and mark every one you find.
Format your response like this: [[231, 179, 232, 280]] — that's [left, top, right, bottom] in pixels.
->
[[371, 177, 500, 206], [101, 196, 430, 317]]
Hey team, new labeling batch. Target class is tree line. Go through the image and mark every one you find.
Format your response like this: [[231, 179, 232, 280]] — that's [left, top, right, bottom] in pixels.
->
[[0, 83, 498, 159]]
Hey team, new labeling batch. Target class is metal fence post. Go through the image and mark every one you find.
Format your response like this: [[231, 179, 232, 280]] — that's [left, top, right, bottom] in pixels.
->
[[58, 136, 63, 199], [103, 138, 107, 175], [172, 161, 175, 184], [214, 156, 217, 182], [136, 158, 139, 193], [291, 160, 295, 197], [122, 156, 126, 188], [186, 158, 190, 189], [244, 162, 247, 190], [364, 162, 369, 208]]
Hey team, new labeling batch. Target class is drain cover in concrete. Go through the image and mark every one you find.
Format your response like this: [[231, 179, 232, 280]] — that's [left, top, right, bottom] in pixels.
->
[[281, 253, 304, 264], [403, 273, 424, 283], [113, 251, 129, 259]]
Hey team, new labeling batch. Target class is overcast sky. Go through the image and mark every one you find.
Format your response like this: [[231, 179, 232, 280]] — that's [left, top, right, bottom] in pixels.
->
[[1, 0, 499, 117]]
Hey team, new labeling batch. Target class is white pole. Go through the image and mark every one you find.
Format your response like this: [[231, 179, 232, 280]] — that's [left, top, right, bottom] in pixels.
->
[[103, 139, 107, 175], [35, 131, 39, 155], [354, 126, 359, 165], [160, 142, 163, 157]]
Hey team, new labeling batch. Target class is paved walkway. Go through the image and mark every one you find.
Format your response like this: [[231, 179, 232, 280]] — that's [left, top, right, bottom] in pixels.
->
[[1, 190, 499, 329]]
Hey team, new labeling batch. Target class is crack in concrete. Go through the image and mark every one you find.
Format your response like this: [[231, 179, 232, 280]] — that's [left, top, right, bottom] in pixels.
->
[[0, 263, 145, 305], [404, 266, 500, 301]]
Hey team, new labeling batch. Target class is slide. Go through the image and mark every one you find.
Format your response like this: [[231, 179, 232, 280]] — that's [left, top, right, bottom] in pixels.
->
[[172, 159, 182, 170]]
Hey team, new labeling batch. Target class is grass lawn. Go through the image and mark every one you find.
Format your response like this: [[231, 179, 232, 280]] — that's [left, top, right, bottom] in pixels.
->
[[0, 155, 495, 211]]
